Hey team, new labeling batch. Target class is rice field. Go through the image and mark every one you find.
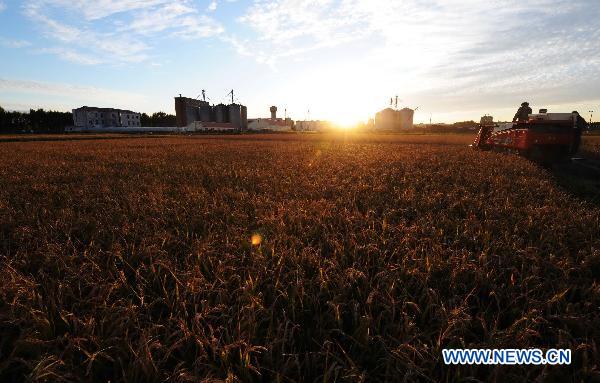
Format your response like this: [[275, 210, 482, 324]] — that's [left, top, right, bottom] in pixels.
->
[[581, 134, 600, 159], [0, 133, 599, 382]]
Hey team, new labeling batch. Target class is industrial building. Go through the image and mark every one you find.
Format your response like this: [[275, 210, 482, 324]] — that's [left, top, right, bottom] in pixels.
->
[[375, 107, 414, 130], [248, 106, 294, 131], [72, 106, 141, 129], [174, 95, 247, 131], [295, 120, 332, 132]]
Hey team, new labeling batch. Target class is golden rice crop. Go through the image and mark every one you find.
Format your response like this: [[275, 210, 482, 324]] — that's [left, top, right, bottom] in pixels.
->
[[581, 134, 600, 159], [0, 133, 598, 382]]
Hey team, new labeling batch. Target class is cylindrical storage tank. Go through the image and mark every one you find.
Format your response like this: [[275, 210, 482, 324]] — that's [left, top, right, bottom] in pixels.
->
[[174, 97, 186, 127], [399, 108, 414, 129], [199, 102, 211, 122], [270, 106, 277, 119], [215, 104, 228, 123], [186, 106, 198, 127], [241, 105, 248, 130], [229, 104, 242, 130], [210, 105, 216, 122], [223, 105, 230, 123]]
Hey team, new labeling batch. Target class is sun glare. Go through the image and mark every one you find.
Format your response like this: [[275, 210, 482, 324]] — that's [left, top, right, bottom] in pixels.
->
[[333, 120, 358, 129], [327, 108, 367, 129]]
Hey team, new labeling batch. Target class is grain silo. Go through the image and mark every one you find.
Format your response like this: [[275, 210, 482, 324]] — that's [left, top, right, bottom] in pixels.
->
[[229, 104, 242, 130], [199, 101, 211, 122], [375, 107, 414, 130], [175, 95, 202, 127], [215, 104, 229, 123], [241, 105, 248, 130], [399, 108, 414, 129], [174, 92, 248, 131]]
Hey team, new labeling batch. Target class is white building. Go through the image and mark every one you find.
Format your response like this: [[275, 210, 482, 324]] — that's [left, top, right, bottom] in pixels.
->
[[295, 120, 332, 132], [248, 118, 294, 132], [72, 106, 141, 129], [248, 106, 294, 131]]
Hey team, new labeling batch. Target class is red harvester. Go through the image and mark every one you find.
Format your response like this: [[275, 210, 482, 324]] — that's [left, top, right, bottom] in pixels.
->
[[472, 110, 586, 163]]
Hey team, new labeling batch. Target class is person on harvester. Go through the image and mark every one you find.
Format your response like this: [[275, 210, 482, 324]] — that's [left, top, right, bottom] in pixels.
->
[[571, 111, 588, 155], [513, 102, 533, 122]]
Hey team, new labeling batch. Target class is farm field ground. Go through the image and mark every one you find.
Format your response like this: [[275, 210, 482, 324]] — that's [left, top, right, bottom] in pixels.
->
[[1, 133, 599, 382]]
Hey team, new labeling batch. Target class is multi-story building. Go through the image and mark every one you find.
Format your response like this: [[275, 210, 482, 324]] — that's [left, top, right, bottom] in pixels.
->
[[72, 106, 141, 129]]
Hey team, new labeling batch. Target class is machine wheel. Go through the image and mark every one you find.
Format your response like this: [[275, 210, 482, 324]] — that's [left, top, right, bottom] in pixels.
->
[[570, 129, 582, 156], [528, 146, 543, 162], [528, 145, 552, 166]]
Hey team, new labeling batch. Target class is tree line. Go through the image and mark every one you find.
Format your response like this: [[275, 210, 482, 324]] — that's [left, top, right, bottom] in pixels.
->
[[0, 106, 72, 134], [140, 112, 176, 127]]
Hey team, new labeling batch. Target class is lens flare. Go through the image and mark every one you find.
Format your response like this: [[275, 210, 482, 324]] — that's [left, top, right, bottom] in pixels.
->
[[251, 234, 262, 246]]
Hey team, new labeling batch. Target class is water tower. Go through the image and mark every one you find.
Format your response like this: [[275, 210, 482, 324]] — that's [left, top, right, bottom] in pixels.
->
[[270, 106, 277, 119]]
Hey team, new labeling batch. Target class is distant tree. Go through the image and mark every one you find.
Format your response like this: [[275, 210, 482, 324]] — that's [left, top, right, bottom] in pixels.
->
[[140, 113, 151, 127], [452, 120, 478, 129], [0, 107, 71, 134], [151, 112, 176, 127], [140, 111, 176, 127]]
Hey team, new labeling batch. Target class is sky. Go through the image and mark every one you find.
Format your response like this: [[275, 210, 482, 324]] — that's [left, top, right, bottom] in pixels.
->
[[0, 0, 599, 124]]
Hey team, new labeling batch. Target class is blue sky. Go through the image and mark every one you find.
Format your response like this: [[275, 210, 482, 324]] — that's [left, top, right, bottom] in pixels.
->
[[0, 0, 599, 124]]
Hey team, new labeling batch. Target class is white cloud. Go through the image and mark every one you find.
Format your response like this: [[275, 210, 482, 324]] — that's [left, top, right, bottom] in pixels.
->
[[0, 37, 31, 48], [207, 1, 217, 12], [238, 0, 578, 65], [0, 1, 6, 12], [41, 0, 175, 20], [123, 3, 223, 38], [234, 0, 600, 119], [0, 77, 148, 111], [22, 0, 223, 65], [37, 48, 102, 65], [237, 0, 365, 63]]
